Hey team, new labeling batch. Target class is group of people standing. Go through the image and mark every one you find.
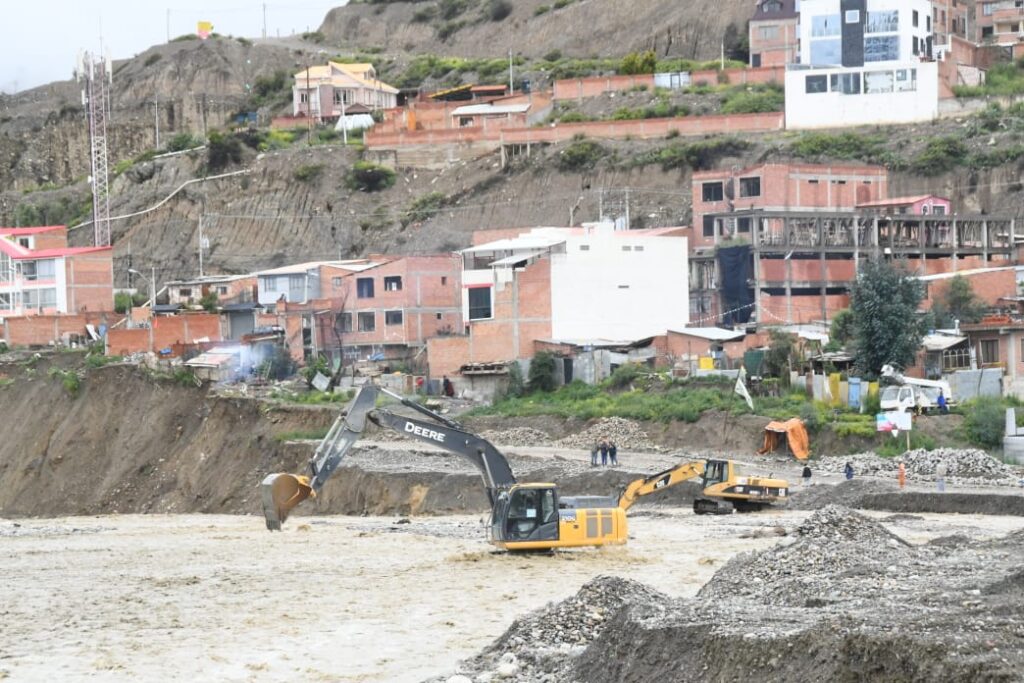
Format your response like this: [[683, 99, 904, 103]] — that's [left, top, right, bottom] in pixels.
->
[[800, 459, 949, 492], [591, 439, 618, 467]]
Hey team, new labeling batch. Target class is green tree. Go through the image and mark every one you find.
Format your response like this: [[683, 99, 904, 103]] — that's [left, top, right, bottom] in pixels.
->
[[198, 291, 220, 312], [762, 330, 796, 380], [930, 275, 986, 328], [620, 50, 656, 75], [346, 161, 397, 192], [206, 131, 243, 172], [850, 258, 925, 378], [527, 351, 557, 393], [830, 308, 856, 347], [962, 397, 1006, 449]]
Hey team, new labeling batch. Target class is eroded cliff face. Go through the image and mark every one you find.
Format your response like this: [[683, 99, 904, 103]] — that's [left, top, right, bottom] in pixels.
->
[[318, 0, 753, 61]]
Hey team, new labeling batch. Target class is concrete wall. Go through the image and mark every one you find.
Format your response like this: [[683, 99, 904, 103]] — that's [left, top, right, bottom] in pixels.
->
[[549, 228, 689, 340], [785, 61, 939, 129]]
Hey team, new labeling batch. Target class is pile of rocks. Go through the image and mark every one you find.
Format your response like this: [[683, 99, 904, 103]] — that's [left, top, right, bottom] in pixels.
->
[[817, 448, 1020, 486], [787, 478, 897, 510], [699, 505, 911, 607], [480, 427, 553, 447], [556, 417, 656, 451], [439, 576, 667, 683]]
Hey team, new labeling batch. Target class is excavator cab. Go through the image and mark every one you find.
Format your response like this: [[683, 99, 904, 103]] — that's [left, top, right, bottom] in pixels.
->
[[701, 459, 730, 489], [490, 484, 561, 546]]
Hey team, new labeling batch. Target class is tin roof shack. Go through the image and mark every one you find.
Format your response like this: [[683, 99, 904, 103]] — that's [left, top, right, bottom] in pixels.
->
[[185, 348, 241, 383], [961, 316, 1024, 397], [666, 327, 748, 376], [533, 336, 668, 385], [166, 273, 257, 309]]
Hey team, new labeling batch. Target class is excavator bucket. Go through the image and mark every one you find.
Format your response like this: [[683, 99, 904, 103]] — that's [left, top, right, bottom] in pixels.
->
[[261, 473, 313, 531]]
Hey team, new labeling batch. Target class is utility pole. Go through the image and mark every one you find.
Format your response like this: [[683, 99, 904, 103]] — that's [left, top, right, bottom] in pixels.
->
[[262, 3, 267, 40], [166, 9, 170, 42], [305, 63, 312, 145], [508, 48, 514, 95], [154, 94, 160, 148], [624, 188, 631, 229], [151, 265, 157, 306], [198, 213, 205, 277]]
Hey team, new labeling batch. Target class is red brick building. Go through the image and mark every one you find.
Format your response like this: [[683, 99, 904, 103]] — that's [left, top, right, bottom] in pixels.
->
[[749, 0, 800, 67], [255, 256, 463, 364], [0, 225, 113, 317]]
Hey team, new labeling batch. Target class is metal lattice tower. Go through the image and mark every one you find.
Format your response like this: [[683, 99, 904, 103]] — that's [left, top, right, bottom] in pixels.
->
[[77, 51, 113, 247]]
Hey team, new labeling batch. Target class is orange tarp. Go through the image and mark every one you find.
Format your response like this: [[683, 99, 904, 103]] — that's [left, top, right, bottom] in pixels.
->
[[757, 418, 810, 461]]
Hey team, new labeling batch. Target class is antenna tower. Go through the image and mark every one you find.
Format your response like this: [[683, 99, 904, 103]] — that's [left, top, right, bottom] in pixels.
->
[[76, 50, 113, 247]]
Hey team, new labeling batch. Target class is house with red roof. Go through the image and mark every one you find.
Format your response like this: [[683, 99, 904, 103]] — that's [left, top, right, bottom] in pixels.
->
[[0, 225, 113, 316]]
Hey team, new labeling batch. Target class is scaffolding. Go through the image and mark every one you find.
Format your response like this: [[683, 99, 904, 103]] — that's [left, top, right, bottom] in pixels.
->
[[77, 51, 113, 248]]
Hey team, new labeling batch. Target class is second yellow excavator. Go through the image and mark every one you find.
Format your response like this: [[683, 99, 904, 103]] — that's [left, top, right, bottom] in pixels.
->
[[261, 384, 789, 551]]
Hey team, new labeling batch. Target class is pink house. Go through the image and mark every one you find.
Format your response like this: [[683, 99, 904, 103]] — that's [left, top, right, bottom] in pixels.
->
[[856, 195, 952, 217]]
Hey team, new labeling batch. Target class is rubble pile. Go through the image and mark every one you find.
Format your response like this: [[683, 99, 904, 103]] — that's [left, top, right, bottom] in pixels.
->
[[699, 505, 911, 607], [438, 577, 667, 683], [556, 417, 657, 451], [817, 448, 1020, 486], [787, 478, 898, 509], [479, 427, 553, 447]]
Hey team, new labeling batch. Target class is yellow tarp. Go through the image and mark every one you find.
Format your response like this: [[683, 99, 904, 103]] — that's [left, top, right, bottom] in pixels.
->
[[757, 418, 810, 461], [698, 356, 715, 370]]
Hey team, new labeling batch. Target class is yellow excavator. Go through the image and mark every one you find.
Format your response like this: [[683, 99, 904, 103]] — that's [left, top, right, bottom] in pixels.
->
[[261, 385, 789, 551]]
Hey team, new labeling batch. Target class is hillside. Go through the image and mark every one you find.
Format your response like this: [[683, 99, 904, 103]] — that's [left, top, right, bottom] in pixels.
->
[[319, 0, 754, 61]]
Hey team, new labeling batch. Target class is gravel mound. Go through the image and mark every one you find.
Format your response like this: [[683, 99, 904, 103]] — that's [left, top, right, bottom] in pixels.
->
[[816, 448, 1020, 486], [437, 576, 667, 682], [556, 417, 657, 451], [699, 505, 910, 607], [479, 427, 552, 447], [787, 478, 897, 510]]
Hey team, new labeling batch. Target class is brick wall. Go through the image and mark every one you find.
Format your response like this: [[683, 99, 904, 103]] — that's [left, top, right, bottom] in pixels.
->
[[65, 251, 114, 313], [921, 269, 1018, 310], [4, 312, 119, 347], [426, 335, 472, 378], [104, 313, 224, 356]]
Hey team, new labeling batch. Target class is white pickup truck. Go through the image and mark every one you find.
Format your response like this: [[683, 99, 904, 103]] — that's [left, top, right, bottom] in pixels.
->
[[879, 365, 953, 413]]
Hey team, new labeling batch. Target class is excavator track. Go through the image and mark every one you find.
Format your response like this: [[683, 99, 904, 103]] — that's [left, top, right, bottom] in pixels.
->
[[693, 498, 733, 515]]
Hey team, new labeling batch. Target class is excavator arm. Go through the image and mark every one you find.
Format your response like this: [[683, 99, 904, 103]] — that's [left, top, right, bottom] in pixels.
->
[[261, 384, 516, 530], [617, 460, 705, 511]]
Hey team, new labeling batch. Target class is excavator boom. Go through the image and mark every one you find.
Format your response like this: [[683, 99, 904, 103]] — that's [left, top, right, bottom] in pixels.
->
[[617, 460, 704, 511], [261, 384, 516, 530]]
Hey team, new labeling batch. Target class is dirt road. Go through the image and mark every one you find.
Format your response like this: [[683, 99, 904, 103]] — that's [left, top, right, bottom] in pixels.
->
[[2, 510, 1021, 682]]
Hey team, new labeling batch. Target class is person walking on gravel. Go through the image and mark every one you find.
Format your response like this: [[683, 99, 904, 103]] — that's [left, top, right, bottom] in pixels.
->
[[609, 441, 618, 467], [802, 464, 812, 487], [898, 461, 907, 490], [844, 462, 854, 481], [590, 443, 599, 467], [600, 439, 609, 467], [935, 461, 947, 492]]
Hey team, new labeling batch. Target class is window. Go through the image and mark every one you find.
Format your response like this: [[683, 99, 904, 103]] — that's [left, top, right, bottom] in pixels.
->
[[702, 215, 716, 237], [865, 35, 900, 62], [17, 237, 30, 248], [927, 15, 931, 32], [357, 312, 376, 332], [913, 10, 919, 28], [830, 72, 861, 94], [810, 39, 842, 65], [22, 259, 55, 281], [622, 245, 632, 252], [179, 288, 192, 297], [759, 25, 779, 40], [751, 53, 762, 67], [845, 9, 860, 23], [811, 14, 841, 37], [579, 244, 590, 251], [340, 312, 353, 333], [933, 205, 946, 215], [808, 179, 819, 184], [300, 93, 308, 103], [737, 217, 752, 233], [913, 36, 920, 54], [436, 312, 442, 320], [333, 89, 353, 105], [634, 245, 644, 251], [357, 277, 374, 298], [459, 116, 474, 127], [980, 339, 1000, 365], [384, 276, 402, 291], [865, 71, 895, 94], [702, 182, 724, 202], [805, 74, 828, 93], [894, 68, 917, 92], [468, 287, 492, 320], [739, 176, 761, 197], [216, 286, 228, 295], [23, 288, 56, 309], [385, 310, 403, 325], [865, 10, 898, 34], [441, 276, 448, 285], [0, 293, 10, 310], [332, 276, 343, 287]]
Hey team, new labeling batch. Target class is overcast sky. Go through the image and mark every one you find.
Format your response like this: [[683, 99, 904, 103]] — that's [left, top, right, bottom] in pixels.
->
[[0, 1, 343, 93]]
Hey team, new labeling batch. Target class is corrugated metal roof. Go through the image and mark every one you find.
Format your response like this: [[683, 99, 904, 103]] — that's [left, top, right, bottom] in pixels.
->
[[451, 103, 530, 116], [669, 327, 745, 341], [922, 333, 967, 351], [462, 235, 566, 253]]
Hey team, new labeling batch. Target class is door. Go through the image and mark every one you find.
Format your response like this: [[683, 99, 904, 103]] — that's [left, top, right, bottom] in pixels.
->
[[563, 357, 573, 384], [503, 488, 559, 542]]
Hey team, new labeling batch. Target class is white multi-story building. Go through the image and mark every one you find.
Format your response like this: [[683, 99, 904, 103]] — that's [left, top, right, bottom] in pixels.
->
[[785, 0, 939, 129]]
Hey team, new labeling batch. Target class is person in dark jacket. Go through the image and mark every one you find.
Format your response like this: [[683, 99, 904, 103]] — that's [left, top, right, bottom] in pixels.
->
[[844, 462, 854, 480], [599, 439, 609, 467], [609, 441, 618, 466], [802, 464, 812, 486], [442, 376, 454, 397]]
